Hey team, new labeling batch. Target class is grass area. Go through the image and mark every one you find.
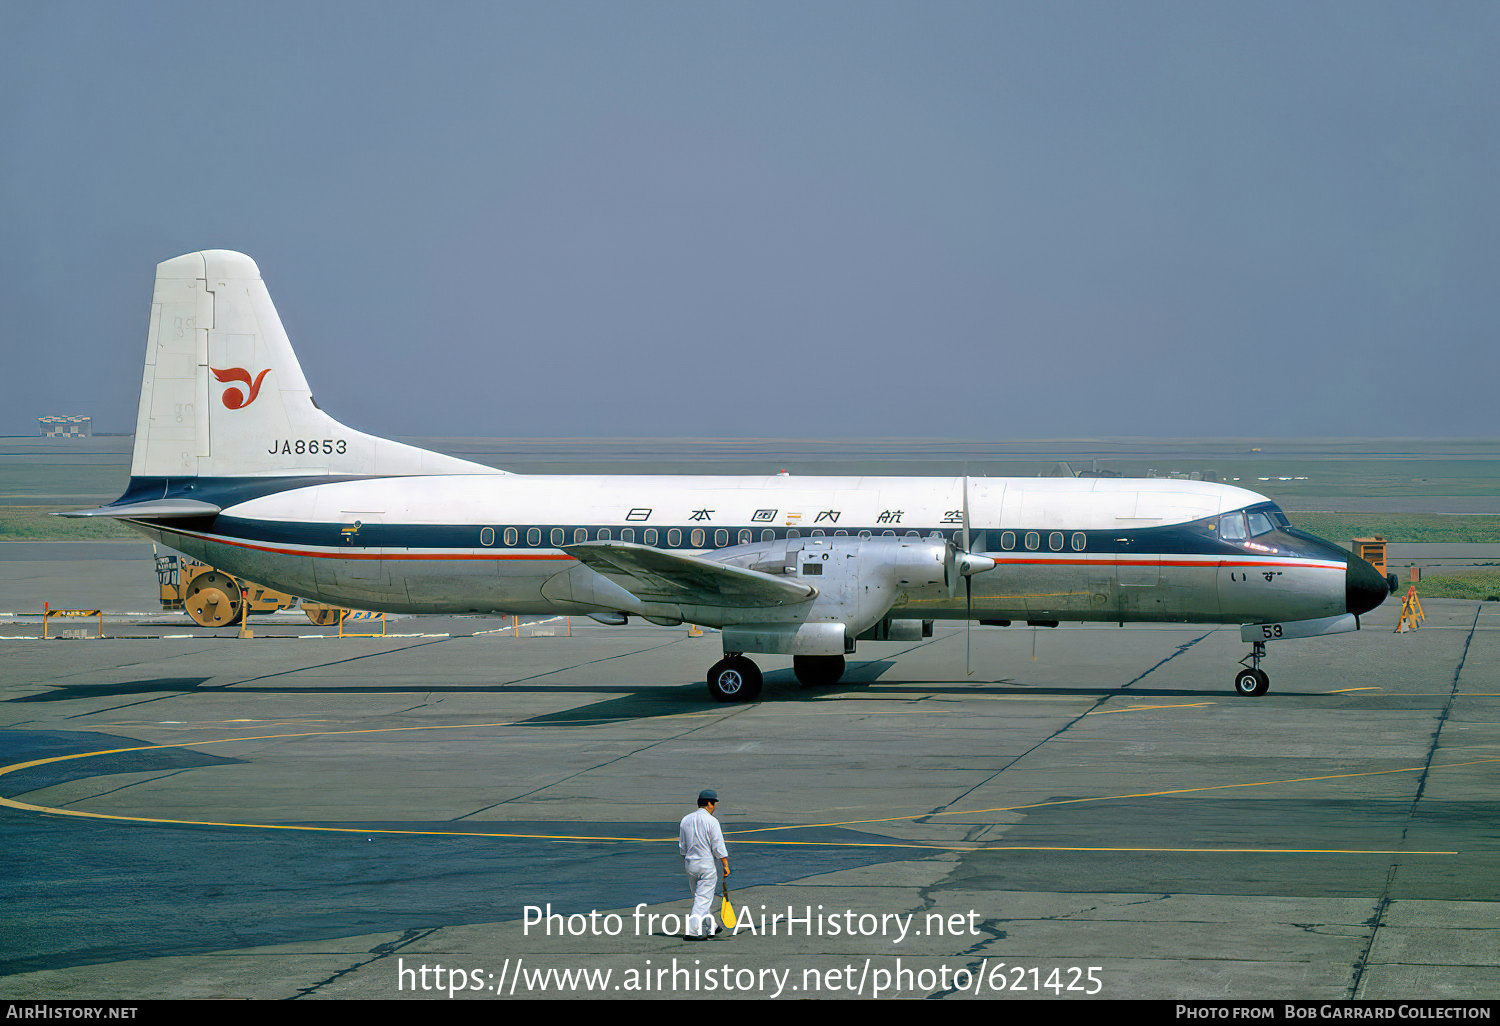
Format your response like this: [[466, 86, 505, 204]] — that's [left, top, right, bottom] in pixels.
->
[[0, 506, 138, 541], [1285, 512, 1500, 545], [1407, 571, 1500, 602]]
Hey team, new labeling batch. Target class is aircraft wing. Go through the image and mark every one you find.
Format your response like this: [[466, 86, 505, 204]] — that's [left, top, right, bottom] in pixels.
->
[[563, 541, 815, 608]]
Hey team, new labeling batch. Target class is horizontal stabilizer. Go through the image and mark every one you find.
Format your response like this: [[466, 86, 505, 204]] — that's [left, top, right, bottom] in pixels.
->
[[55, 499, 223, 519], [563, 541, 816, 608]]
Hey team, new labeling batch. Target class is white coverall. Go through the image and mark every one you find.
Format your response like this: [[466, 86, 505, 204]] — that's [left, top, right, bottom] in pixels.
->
[[678, 806, 727, 938]]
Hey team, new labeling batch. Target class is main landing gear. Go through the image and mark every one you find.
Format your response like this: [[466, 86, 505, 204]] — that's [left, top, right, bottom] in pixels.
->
[[793, 655, 845, 688], [705, 653, 851, 701], [707, 655, 762, 702], [1234, 641, 1270, 697]]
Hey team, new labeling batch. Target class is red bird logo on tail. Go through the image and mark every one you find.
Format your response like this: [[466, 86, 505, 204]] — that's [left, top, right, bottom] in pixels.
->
[[211, 367, 271, 410]]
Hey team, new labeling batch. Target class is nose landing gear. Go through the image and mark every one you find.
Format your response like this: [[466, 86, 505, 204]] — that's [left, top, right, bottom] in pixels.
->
[[1235, 641, 1270, 696]]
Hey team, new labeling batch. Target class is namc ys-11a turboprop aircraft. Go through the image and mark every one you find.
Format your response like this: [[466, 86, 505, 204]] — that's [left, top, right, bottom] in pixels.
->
[[66, 251, 1396, 702]]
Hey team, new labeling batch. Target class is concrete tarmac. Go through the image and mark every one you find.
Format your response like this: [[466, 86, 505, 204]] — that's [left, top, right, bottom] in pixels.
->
[[2, 583, 1497, 1000]]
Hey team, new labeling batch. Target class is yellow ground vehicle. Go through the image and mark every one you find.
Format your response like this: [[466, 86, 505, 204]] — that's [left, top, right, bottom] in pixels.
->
[[154, 550, 346, 627]]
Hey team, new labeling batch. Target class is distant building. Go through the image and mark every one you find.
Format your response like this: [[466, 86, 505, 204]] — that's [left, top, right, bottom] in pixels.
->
[[39, 415, 91, 437]]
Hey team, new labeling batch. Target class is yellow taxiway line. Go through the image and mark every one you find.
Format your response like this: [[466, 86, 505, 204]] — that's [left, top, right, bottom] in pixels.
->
[[0, 722, 1479, 857]]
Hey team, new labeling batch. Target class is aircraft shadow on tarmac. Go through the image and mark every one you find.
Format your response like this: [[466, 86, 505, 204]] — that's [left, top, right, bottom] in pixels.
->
[[6, 664, 1307, 719], [6, 677, 215, 702]]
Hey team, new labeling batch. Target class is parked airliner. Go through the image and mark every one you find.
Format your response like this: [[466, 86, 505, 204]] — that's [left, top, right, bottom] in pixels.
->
[[66, 251, 1394, 701]]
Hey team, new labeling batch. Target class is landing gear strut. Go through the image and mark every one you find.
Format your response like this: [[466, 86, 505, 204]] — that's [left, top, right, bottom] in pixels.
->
[[707, 655, 762, 702], [1234, 641, 1270, 696]]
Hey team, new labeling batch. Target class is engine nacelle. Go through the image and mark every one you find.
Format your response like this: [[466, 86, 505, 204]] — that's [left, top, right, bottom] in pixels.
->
[[715, 535, 948, 642]]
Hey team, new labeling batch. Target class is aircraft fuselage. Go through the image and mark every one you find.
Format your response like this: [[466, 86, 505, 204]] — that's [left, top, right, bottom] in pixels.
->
[[118, 472, 1370, 630]]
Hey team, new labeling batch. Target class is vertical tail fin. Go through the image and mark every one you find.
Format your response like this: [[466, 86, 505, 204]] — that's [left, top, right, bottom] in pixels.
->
[[131, 250, 494, 479]]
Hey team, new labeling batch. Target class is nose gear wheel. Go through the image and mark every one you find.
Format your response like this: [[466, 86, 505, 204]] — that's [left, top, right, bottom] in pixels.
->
[[1234, 641, 1270, 696]]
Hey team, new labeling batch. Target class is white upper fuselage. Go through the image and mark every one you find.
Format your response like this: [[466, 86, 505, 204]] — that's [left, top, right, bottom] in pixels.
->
[[228, 473, 1265, 536]]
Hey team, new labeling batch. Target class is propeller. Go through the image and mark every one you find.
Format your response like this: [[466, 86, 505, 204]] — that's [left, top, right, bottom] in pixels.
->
[[946, 473, 996, 675]]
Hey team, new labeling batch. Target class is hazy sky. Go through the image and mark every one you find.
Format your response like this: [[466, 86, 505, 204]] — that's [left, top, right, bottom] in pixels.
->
[[3, 1, 1496, 439]]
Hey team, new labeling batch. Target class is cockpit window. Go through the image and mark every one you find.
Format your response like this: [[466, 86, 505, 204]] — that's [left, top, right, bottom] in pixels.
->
[[1223, 503, 1289, 542], [1220, 512, 1247, 541]]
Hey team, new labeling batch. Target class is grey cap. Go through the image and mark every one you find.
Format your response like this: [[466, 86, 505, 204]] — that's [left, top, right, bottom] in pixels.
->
[[698, 789, 719, 803]]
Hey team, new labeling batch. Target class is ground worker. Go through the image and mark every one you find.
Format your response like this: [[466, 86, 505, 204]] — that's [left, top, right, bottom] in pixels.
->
[[678, 789, 729, 940]]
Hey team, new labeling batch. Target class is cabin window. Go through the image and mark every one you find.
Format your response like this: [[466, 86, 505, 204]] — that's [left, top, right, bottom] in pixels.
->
[[574, 527, 588, 544], [644, 528, 658, 545], [621, 528, 635, 543], [550, 528, 564, 547], [859, 530, 872, 539], [690, 528, 705, 547], [527, 527, 541, 546], [1049, 531, 1064, 551], [1000, 531, 1015, 550], [905, 530, 919, 539], [787, 529, 800, 539], [1025, 531, 1040, 551], [668, 528, 682, 546], [596, 527, 611, 542], [835, 529, 848, 537], [480, 527, 494, 546], [715, 529, 728, 547], [739, 529, 752, 544], [504, 527, 518, 546], [811, 529, 825, 538], [761, 529, 775, 542], [882, 530, 896, 538], [1071, 532, 1086, 551]]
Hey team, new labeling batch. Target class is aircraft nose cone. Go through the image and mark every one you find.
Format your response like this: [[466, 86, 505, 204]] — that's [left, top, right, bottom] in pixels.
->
[[1346, 557, 1389, 617]]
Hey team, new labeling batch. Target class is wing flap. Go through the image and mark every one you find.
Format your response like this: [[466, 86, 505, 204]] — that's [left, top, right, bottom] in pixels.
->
[[563, 541, 815, 608]]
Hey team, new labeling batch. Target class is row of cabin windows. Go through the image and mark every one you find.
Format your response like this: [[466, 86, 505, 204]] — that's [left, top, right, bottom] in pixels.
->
[[475, 526, 1090, 553], [479, 526, 946, 548]]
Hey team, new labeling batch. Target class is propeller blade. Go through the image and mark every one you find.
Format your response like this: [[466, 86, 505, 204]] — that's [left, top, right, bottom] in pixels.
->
[[963, 471, 971, 675], [965, 572, 973, 676], [962, 472, 971, 556]]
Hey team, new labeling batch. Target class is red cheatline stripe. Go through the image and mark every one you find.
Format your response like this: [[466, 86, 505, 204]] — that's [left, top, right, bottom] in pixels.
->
[[995, 557, 1340, 571], [156, 526, 571, 562], [155, 526, 1344, 570]]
